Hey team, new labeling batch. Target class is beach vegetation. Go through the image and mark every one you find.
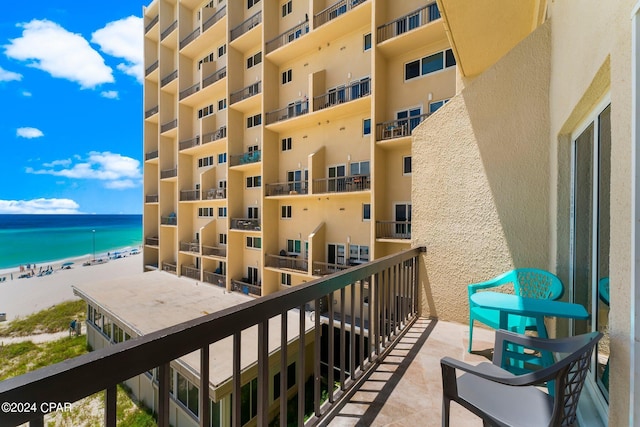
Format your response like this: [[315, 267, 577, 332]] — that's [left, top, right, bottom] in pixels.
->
[[0, 299, 85, 336]]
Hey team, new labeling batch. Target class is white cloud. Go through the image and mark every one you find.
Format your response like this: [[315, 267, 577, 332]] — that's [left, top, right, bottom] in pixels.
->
[[4, 19, 114, 89], [26, 151, 141, 190], [0, 66, 22, 82], [100, 90, 119, 99], [16, 127, 44, 138], [92, 16, 143, 83], [22, 91, 32, 97], [0, 198, 80, 214]]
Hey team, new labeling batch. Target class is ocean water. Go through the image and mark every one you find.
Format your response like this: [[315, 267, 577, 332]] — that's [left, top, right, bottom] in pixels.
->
[[0, 214, 142, 269]]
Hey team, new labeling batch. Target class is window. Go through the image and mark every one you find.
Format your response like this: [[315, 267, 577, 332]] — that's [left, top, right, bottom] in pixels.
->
[[248, 206, 259, 219], [287, 239, 301, 253], [363, 33, 371, 51], [246, 176, 262, 188], [177, 372, 199, 417], [405, 49, 455, 80], [219, 233, 227, 245], [217, 44, 226, 57], [246, 236, 262, 249], [247, 52, 262, 69], [281, 137, 292, 151], [218, 207, 227, 217], [429, 99, 449, 114], [281, 205, 292, 218], [280, 273, 291, 287], [113, 324, 124, 343], [281, 69, 292, 84], [198, 155, 214, 168], [198, 52, 215, 70], [363, 118, 371, 135], [218, 98, 227, 110], [248, 0, 260, 9], [282, 0, 292, 17], [247, 114, 262, 128], [198, 104, 214, 119], [241, 378, 258, 425], [350, 160, 370, 176], [362, 203, 371, 221], [349, 245, 369, 262], [397, 107, 423, 134], [403, 156, 412, 175], [273, 362, 296, 400], [199, 207, 214, 217], [218, 153, 227, 164]]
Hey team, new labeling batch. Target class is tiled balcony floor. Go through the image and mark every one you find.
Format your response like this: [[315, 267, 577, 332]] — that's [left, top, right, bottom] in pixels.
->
[[327, 318, 496, 427]]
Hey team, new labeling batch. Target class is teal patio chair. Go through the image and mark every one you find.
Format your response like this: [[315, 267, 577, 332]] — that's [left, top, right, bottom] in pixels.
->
[[468, 268, 564, 352]]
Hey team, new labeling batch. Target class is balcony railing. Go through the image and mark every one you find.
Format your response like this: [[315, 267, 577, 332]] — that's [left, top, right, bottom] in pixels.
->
[[145, 150, 158, 161], [144, 105, 158, 119], [181, 265, 201, 280], [145, 15, 159, 33], [377, 3, 440, 44], [231, 279, 261, 296], [203, 67, 227, 88], [202, 245, 226, 258], [179, 135, 200, 151], [313, 174, 370, 194], [203, 6, 226, 32], [265, 19, 309, 54], [376, 221, 412, 240], [203, 270, 226, 286], [202, 126, 227, 145], [314, 0, 367, 28], [160, 20, 177, 40], [230, 150, 261, 166], [313, 77, 370, 112], [230, 218, 260, 231], [265, 254, 308, 273], [145, 237, 159, 246], [376, 112, 431, 141], [145, 194, 158, 203], [160, 70, 178, 87], [162, 261, 177, 273], [179, 82, 200, 100], [230, 81, 261, 105], [265, 181, 308, 196], [265, 100, 309, 125], [180, 27, 200, 50], [160, 119, 177, 133], [203, 188, 226, 200], [230, 10, 261, 41], [160, 215, 177, 226], [312, 261, 351, 276], [180, 189, 200, 201], [0, 247, 422, 427], [145, 60, 158, 76], [160, 167, 177, 179]]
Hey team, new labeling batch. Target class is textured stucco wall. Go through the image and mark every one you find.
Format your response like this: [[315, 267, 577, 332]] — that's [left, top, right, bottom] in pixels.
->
[[412, 21, 551, 322]]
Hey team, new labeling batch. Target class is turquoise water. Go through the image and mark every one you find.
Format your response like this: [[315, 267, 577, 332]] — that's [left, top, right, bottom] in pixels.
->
[[0, 215, 142, 269]]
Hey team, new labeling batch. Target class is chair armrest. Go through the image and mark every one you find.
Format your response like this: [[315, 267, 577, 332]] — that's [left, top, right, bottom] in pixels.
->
[[468, 270, 516, 297], [441, 357, 552, 387], [494, 329, 601, 357]]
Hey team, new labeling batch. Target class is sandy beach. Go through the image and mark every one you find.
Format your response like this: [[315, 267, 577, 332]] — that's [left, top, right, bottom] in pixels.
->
[[0, 253, 143, 321]]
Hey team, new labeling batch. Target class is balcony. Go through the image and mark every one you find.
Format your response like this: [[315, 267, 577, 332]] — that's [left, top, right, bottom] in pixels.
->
[[230, 81, 261, 105], [202, 245, 226, 258], [162, 261, 177, 274], [179, 135, 200, 151], [376, 112, 431, 142], [160, 119, 177, 134], [314, 0, 367, 28], [145, 60, 158, 77], [312, 261, 351, 276], [160, 20, 177, 41], [145, 150, 158, 161], [180, 189, 200, 202], [181, 265, 201, 280], [145, 15, 159, 34], [203, 6, 226, 32], [160, 70, 178, 88], [377, 3, 441, 44], [265, 100, 309, 125], [180, 242, 199, 255], [160, 167, 177, 179], [313, 78, 370, 112], [179, 27, 200, 50], [312, 174, 370, 194], [230, 218, 260, 231], [265, 253, 308, 273], [230, 10, 261, 42], [201, 126, 227, 145], [145, 194, 159, 203], [144, 105, 158, 119], [265, 19, 309, 54], [160, 214, 177, 226], [265, 180, 308, 196], [203, 187, 226, 200], [203, 270, 226, 286], [145, 236, 159, 246], [230, 150, 260, 167], [231, 279, 261, 296], [376, 221, 412, 240]]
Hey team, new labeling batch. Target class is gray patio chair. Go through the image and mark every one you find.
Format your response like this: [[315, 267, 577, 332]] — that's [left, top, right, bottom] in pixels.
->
[[441, 330, 602, 427]]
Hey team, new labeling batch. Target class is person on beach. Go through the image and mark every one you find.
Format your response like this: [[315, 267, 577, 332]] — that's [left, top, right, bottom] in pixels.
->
[[69, 319, 77, 337]]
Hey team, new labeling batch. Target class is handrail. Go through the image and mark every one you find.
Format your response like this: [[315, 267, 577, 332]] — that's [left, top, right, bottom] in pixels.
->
[[375, 221, 412, 239], [179, 83, 200, 100], [230, 10, 261, 41], [181, 265, 201, 280], [145, 15, 159, 33], [145, 237, 159, 246], [179, 135, 200, 151], [203, 6, 226, 32], [0, 247, 424, 426], [230, 150, 261, 166], [180, 27, 200, 50], [377, 3, 440, 44], [314, 0, 367, 28], [145, 194, 159, 203], [265, 100, 309, 125], [313, 174, 370, 194], [160, 20, 177, 41], [230, 81, 261, 104], [265, 19, 309, 54], [203, 66, 226, 88], [203, 270, 226, 286], [179, 189, 200, 201], [160, 119, 177, 133], [145, 150, 158, 160], [202, 245, 227, 258], [160, 167, 177, 179], [145, 60, 158, 76], [375, 112, 431, 141], [230, 218, 260, 230], [144, 105, 158, 119], [265, 254, 308, 273], [265, 181, 309, 196], [160, 70, 178, 87], [313, 77, 370, 112]]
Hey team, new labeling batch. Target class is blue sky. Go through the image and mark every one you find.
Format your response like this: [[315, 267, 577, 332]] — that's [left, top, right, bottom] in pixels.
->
[[0, 1, 148, 214]]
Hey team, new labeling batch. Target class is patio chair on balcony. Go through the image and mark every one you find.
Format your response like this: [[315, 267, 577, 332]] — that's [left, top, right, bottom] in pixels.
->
[[468, 269, 564, 352], [441, 330, 602, 427]]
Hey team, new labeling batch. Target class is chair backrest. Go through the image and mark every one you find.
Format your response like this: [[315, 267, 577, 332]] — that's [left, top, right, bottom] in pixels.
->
[[514, 268, 564, 300]]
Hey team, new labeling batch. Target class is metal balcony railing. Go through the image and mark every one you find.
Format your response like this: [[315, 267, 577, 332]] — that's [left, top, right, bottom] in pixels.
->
[[230, 10, 261, 41], [203, 67, 226, 88], [377, 3, 440, 44], [144, 105, 158, 119], [203, 188, 226, 200], [313, 77, 370, 112], [265, 19, 309, 54], [202, 245, 226, 258], [230, 81, 261, 105], [160, 119, 177, 133], [145, 237, 159, 246], [311, 261, 351, 276], [179, 83, 200, 100], [313, 175, 370, 194], [265, 254, 308, 273], [180, 189, 200, 201], [203, 6, 226, 32], [203, 270, 226, 287], [231, 279, 261, 296], [230, 150, 260, 166], [160, 167, 177, 179], [160, 70, 178, 87], [314, 0, 367, 28], [162, 261, 177, 273], [0, 247, 422, 427], [180, 27, 200, 50], [145, 15, 159, 33], [376, 112, 431, 141], [145, 60, 158, 76], [265, 101, 309, 125], [160, 215, 177, 226], [230, 218, 260, 231], [202, 126, 227, 145], [181, 265, 201, 280], [376, 221, 412, 240], [145, 150, 158, 161], [145, 194, 158, 203], [160, 20, 177, 40], [265, 181, 308, 196], [179, 136, 200, 151]]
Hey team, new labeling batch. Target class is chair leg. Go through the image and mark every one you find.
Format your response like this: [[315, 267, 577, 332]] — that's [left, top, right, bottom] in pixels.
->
[[442, 397, 451, 427], [468, 318, 474, 353]]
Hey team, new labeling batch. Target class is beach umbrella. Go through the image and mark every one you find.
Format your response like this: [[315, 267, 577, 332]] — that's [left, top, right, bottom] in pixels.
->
[[62, 262, 74, 267]]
